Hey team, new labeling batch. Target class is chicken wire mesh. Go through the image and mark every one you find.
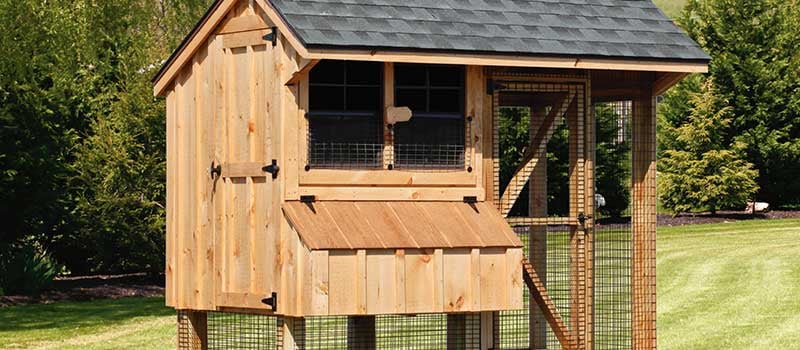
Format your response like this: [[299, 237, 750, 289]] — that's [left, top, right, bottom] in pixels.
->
[[178, 310, 279, 350], [178, 312, 481, 350]]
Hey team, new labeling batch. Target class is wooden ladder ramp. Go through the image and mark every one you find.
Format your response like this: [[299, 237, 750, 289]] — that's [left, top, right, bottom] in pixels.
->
[[521, 256, 571, 350]]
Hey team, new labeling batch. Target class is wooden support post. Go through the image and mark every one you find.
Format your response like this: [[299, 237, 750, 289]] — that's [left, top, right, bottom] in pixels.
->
[[479, 311, 496, 350], [632, 91, 657, 350], [447, 314, 467, 350], [279, 317, 306, 350], [347, 316, 376, 350], [529, 104, 549, 350], [583, 82, 596, 350], [185, 311, 208, 350], [568, 96, 588, 350]]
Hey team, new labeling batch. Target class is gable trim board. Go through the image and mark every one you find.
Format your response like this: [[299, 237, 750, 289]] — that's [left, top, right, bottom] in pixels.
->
[[153, 0, 709, 97]]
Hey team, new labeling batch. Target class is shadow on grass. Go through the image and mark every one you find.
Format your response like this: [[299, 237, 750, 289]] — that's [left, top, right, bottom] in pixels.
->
[[0, 297, 172, 333]]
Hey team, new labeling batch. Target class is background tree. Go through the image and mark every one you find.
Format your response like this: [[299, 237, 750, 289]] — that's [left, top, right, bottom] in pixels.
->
[[0, 0, 212, 292], [664, 0, 800, 207], [659, 79, 759, 214]]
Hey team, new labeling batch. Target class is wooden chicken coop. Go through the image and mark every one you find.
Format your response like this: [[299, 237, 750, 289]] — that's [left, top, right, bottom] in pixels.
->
[[153, 0, 708, 349]]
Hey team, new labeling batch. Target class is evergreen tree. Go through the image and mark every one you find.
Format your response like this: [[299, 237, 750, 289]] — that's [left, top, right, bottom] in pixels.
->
[[659, 79, 759, 214], [667, 0, 800, 206]]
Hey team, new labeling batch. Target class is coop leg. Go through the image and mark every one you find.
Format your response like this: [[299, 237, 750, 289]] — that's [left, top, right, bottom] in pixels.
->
[[479, 311, 497, 350], [279, 317, 306, 350], [447, 314, 467, 350], [347, 316, 375, 350], [179, 310, 208, 350]]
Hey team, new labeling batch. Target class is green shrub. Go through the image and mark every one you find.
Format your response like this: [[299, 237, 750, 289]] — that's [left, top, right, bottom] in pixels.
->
[[0, 244, 59, 296]]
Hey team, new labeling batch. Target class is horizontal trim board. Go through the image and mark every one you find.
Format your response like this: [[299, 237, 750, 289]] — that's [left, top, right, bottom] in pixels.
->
[[306, 48, 708, 73]]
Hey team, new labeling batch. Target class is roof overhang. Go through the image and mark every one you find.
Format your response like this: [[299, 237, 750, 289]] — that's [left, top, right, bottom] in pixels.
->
[[152, 0, 709, 97]]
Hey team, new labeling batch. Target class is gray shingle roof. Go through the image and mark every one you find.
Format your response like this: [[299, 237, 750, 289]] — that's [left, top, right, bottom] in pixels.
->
[[269, 0, 710, 62]]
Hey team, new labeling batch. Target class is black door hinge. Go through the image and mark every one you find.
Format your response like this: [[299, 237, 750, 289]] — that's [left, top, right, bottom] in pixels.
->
[[577, 212, 593, 225], [261, 292, 277, 312], [300, 195, 316, 203], [262, 27, 278, 47], [210, 161, 222, 179], [463, 196, 478, 204], [487, 79, 506, 94], [262, 159, 279, 179]]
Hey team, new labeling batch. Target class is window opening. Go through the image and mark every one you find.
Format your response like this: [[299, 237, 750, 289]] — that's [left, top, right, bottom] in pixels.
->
[[393, 64, 465, 169], [308, 60, 383, 169]]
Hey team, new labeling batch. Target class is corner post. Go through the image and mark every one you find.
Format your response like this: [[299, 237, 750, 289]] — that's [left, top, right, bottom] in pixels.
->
[[631, 89, 657, 350], [180, 310, 208, 350]]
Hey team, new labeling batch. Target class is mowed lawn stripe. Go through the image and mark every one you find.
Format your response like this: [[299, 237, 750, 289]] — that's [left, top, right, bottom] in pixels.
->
[[658, 219, 800, 350]]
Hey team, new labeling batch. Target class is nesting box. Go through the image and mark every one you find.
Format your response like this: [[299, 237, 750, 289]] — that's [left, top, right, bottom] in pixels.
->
[[154, 0, 708, 348]]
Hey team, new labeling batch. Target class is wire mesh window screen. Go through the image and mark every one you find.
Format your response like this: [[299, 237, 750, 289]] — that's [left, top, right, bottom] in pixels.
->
[[307, 60, 383, 169], [593, 101, 633, 350], [393, 64, 466, 170]]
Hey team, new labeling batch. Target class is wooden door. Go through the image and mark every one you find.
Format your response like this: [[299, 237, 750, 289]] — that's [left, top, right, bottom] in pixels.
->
[[492, 80, 594, 350], [212, 37, 281, 311]]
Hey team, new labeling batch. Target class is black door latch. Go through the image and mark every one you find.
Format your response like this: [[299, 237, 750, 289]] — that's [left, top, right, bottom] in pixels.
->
[[577, 212, 593, 225], [262, 159, 279, 179]]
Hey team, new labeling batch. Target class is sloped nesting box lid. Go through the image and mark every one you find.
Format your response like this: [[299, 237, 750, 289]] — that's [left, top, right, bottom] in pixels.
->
[[283, 201, 522, 250]]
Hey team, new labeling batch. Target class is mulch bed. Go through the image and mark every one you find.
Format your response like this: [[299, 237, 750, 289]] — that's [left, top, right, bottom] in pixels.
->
[[0, 273, 164, 308], [657, 210, 800, 227]]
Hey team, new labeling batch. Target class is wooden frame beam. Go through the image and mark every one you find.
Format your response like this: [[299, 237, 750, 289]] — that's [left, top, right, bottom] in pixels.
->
[[653, 72, 690, 96], [522, 257, 571, 350]]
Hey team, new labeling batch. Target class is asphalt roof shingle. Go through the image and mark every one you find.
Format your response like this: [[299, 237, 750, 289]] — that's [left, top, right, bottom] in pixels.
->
[[269, 0, 710, 61]]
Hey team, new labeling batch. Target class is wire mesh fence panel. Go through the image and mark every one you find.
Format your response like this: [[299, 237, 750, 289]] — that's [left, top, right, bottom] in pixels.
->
[[178, 311, 279, 350], [593, 101, 633, 350], [495, 225, 573, 350], [303, 314, 480, 350]]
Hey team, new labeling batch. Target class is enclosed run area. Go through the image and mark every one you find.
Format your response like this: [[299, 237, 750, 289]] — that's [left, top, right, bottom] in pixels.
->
[[153, 0, 709, 349]]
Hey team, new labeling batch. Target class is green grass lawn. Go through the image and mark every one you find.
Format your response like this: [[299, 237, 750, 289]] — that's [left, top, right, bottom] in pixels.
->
[[653, 0, 687, 18], [1, 219, 798, 349], [0, 297, 175, 350], [658, 219, 800, 349]]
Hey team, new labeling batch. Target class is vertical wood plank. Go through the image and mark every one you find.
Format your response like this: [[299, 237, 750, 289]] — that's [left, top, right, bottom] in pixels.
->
[[356, 249, 368, 314], [366, 250, 397, 315], [470, 248, 481, 311], [404, 249, 437, 313], [309, 250, 329, 315], [479, 248, 507, 310], [212, 43, 228, 306], [179, 67, 197, 309], [196, 42, 216, 310], [328, 250, 361, 315], [394, 249, 406, 313], [165, 88, 177, 307], [443, 249, 472, 312], [507, 248, 523, 309]]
